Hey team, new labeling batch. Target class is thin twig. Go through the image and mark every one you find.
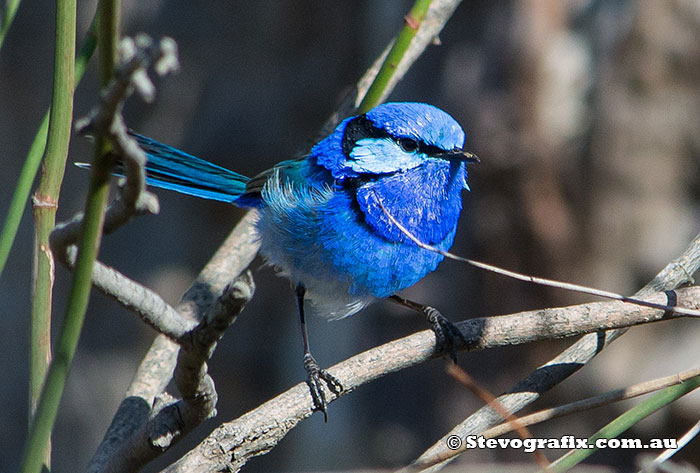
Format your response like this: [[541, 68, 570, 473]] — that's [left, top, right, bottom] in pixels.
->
[[412, 366, 700, 470], [371, 189, 700, 318], [645, 417, 700, 468], [547, 374, 700, 472], [485, 366, 700, 439]]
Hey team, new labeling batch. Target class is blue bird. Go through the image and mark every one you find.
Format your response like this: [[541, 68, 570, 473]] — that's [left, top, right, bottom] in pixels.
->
[[128, 102, 478, 416]]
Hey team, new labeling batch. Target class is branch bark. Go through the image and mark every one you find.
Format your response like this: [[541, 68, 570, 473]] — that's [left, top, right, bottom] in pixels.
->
[[99, 272, 255, 473], [85, 212, 260, 473], [162, 284, 700, 473]]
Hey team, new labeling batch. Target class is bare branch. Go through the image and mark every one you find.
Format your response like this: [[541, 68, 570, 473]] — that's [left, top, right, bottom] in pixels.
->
[[61, 247, 195, 339], [99, 272, 255, 473], [86, 211, 260, 473], [409, 232, 700, 471], [162, 286, 700, 473], [51, 35, 188, 341]]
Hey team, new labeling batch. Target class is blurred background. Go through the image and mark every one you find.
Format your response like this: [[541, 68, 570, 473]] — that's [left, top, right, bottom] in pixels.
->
[[2, 0, 700, 471]]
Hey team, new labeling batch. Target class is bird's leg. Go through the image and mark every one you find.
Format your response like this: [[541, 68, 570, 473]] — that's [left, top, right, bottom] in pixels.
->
[[296, 285, 343, 420], [389, 295, 466, 362]]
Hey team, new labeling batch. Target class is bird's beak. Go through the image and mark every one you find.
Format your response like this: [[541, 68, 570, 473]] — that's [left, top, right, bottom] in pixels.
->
[[441, 149, 480, 163]]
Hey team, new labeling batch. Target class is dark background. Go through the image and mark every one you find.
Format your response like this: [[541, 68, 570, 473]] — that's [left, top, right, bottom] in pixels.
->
[[2, 1, 700, 471]]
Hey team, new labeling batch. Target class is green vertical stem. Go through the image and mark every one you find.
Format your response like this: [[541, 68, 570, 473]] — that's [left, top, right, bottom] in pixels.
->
[[24, 0, 77, 471], [22, 1, 118, 471], [98, 0, 119, 84], [94, 0, 119, 160], [0, 0, 21, 50], [23, 3, 97, 446], [358, 0, 432, 113]]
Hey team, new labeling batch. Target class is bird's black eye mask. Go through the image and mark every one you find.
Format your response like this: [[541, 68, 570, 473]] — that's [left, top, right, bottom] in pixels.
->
[[341, 115, 388, 158], [341, 114, 451, 160]]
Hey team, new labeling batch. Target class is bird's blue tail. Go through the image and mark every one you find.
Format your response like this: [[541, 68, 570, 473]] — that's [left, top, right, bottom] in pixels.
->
[[130, 132, 249, 203]]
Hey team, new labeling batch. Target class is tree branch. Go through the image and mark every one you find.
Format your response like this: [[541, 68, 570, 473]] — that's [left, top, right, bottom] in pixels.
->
[[162, 285, 700, 473], [51, 35, 187, 341], [85, 211, 260, 473], [408, 231, 700, 471], [99, 272, 255, 473]]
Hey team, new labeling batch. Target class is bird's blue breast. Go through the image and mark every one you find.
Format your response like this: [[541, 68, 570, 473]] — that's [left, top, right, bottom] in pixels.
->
[[323, 161, 463, 298], [355, 160, 465, 245]]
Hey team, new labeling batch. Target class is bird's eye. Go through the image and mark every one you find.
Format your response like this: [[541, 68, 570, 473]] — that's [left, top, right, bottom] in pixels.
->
[[398, 138, 419, 153]]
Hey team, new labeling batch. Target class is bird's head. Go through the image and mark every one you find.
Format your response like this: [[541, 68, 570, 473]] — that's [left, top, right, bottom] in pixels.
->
[[311, 102, 478, 181]]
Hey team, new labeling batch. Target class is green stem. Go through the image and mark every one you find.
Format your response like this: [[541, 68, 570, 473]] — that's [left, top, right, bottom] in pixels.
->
[[0, 0, 21, 50], [10, 17, 96, 445], [358, 0, 432, 113], [23, 0, 77, 470], [547, 374, 700, 472], [24, 10, 96, 457], [22, 1, 118, 472], [0, 12, 97, 279]]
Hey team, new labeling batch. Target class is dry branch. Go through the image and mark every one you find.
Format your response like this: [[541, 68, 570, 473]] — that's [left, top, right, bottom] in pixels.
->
[[85, 210, 260, 473], [99, 272, 255, 473], [162, 285, 700, 473]]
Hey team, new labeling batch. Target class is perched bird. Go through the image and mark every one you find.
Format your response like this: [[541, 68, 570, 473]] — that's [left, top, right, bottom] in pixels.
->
[[128, 102, 478, 417]]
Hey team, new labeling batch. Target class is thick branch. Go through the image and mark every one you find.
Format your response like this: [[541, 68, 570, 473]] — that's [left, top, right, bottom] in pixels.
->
[[100, 272, 255, 473], [162, 286, 700, 473], [86, 211, 260, 473]]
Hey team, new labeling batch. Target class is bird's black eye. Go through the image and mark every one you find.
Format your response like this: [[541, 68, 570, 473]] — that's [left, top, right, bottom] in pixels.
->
[[398, 138, 419, 153]]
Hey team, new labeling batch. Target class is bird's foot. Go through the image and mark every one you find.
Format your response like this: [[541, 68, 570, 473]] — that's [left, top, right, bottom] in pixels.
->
[[304, 353, 343, 421], [423, 306, 466, 362]]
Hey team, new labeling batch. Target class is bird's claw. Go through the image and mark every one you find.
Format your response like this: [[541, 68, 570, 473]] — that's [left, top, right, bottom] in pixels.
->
[[304, 353, 343, 421], [424, 306, 466, 362]]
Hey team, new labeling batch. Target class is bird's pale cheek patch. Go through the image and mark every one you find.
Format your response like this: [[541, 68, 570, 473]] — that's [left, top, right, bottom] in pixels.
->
[[347, 138, 426, 175]]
